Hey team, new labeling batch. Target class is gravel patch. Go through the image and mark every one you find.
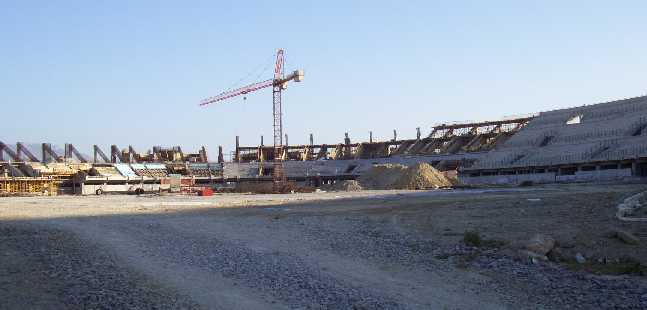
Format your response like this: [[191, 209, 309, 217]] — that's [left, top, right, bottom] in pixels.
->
[[433, 244, 647, 309], [119, 222, 404, 310], [0, 223, 200, 310]]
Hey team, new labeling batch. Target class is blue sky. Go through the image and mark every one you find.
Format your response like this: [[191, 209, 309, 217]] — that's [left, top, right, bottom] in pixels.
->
[[2, 1, 646, 159]]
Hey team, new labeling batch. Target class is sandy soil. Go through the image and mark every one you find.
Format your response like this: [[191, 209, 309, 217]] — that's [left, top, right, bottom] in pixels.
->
[[1, 184, 646, 309]]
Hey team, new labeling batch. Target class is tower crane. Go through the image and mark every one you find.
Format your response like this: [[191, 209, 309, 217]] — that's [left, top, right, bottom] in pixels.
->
[[200, 49, 304, 190]]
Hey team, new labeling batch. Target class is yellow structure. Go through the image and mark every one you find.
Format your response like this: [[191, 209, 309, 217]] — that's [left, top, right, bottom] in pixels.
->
[[0, 178, 59, 196]]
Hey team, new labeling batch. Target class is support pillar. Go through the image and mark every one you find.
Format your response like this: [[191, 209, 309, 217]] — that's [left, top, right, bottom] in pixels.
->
[[235, 136, 240, 163], [64, 143, 70, 160], [42, 143, 49, 163], [344, 133, 351, 159]]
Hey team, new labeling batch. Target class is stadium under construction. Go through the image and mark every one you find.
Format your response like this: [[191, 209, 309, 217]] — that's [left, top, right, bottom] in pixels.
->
[[3, 94, 647, 195]]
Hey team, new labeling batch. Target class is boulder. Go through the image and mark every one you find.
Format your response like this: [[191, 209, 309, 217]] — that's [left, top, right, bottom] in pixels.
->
[[525, 234, 556, 256]]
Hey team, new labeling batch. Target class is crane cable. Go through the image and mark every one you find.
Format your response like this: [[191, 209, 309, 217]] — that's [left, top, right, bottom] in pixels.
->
[[226, 53, 276, 92]]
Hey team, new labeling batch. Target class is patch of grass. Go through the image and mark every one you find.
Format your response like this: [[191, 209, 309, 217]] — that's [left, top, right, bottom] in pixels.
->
[[463, 230, 482, 247]]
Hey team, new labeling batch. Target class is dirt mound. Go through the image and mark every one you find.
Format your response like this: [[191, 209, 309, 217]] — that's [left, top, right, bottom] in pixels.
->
[[358, 164, 408, 190], [394, 163, 455, 189], [321, 180, 363, 192], [359, 163, 454, 190]]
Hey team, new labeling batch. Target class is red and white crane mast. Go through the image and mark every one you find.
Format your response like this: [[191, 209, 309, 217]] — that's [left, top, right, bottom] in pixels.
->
[[200, 49, 304, 189]]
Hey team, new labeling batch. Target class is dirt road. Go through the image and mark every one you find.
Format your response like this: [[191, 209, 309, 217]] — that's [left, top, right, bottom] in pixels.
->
[[1, 185, 646, 309]]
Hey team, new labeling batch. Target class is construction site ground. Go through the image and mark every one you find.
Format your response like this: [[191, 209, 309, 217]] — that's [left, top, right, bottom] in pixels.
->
[[1, 184, 647, 309]]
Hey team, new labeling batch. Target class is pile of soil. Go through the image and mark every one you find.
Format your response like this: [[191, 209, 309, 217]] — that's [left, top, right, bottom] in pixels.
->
[[358, 164, 408, 190], [394, 163, 455, 189], [321, 180, 363, 192], [359, 163, 454, 190]]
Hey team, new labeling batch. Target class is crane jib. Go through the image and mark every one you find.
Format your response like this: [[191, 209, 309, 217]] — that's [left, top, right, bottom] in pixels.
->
[[200, 79, 273, 106]]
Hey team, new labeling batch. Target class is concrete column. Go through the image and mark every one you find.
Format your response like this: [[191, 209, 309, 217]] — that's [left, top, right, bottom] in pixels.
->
[[42, 143, 49, 163], [16, 143, 22, 161], [235, 136, 240, 163], [65, 143, 72, 160]]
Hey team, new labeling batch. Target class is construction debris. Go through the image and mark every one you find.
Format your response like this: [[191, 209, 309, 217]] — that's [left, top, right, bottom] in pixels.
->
[[617, 191, 647, 222]]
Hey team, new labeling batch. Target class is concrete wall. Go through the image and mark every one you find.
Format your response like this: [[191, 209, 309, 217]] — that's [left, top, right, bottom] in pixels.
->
[[556, 168, 632, 183], [460, 168, 634, 185], [460, 173, 556, 186], [223, 153, 485, 179]]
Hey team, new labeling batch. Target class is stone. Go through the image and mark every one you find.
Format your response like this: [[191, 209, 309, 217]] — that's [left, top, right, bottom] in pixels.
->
[[613, 229, 640, 245], [525, 234, 556, 255], [575, 253, 586, 264]]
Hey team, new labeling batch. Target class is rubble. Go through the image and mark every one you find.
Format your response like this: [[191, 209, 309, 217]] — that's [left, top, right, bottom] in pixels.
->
[[617, 191, 647, 222]]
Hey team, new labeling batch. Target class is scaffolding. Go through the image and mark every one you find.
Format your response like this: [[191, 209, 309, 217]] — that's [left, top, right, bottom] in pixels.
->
[[0, 178, 59, 196]]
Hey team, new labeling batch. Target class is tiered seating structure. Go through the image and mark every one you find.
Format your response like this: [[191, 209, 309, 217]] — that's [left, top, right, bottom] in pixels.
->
[[467, 95, 647, 171]]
